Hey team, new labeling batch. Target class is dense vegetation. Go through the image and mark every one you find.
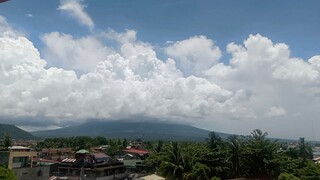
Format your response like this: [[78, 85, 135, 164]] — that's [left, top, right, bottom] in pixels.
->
[[1, 133, 12, 150], [145, 129, 317, 180], [0, 166, 18, 180], [35, 129, 320, 179]]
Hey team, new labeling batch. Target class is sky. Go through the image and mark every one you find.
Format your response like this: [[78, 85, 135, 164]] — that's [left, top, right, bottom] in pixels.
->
[[1, 0, 320, 140]]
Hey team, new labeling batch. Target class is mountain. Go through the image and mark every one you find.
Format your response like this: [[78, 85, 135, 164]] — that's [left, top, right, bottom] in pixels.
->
[[32, 121, 230, 141], [0, 124, 39, 140]]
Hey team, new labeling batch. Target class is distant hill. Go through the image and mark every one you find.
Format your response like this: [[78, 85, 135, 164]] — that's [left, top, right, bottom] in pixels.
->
[[0, 124, 39, 140], [32, 121, 231, 141]]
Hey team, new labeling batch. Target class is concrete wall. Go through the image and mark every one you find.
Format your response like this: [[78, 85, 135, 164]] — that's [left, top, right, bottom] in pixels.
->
[[8, 151, 37, 169], [13, 166, 51, 180]]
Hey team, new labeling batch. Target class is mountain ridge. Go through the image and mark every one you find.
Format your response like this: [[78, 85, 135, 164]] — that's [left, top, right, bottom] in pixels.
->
[[32, 121, 230, 141], [0, 124, 39, 140]]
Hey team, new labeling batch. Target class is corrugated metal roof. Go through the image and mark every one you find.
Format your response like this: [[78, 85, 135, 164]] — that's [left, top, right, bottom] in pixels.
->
[[62, 158, 76, 163]]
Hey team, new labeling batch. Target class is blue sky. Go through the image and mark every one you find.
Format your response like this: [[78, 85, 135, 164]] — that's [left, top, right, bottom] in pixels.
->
[[1, 0, 320, 60], [1, 0, 320, 139]]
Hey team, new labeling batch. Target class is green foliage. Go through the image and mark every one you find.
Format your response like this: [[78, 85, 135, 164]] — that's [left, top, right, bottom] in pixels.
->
[[242, 129, 278, 178], [298, 137, 313, 162], [144, 151, 162, 172], [144, 130, 320, 180], [2, 133, 12, 150], [34, 130, 320, 180], [158, 142, 184, 179], [278, 173, 300, 180], [145, 141, 153, 150], [210, 177, 221, 180], [227, 135, 242, 177], [299, 161, 320, 180], [122, 138, 127, 148], [155, 140, 163, 153], [208, 131, 222, 150], [271, 153, 300, 176], [184, 162, 211, 180], [105, 139, 122, 157], [0, 166, 18, 180], [36, 136, 108, 150], [96, 136, 108, 145]]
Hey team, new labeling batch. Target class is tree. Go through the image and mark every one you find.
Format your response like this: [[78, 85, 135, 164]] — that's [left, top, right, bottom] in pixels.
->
[[144, 151, 163, 173], [242, 129, 278, 178], [227, 135, 242, 177], [0, 166, 18, 180], [95, 136, 108, 145], [105, 139, 122, 157], [158, 142, 191, 180], [298, 137, 313, 163], [2, 133, 12, 150], [184, 162, 211, 180], [271, 152, 300, 177], [202, 133, 230, 178], [299, 161, 320, 180], [155, 140, 163, 153], [122, 138, 128, 148], [278, 173, 300, 180], [208, 132, 222, 150]]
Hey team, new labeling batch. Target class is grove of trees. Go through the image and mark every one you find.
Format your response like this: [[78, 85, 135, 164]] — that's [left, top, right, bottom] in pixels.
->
[[145, 129, 318, 180]]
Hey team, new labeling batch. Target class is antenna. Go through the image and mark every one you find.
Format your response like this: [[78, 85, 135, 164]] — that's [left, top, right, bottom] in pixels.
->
[[312, 122, 315, 142]]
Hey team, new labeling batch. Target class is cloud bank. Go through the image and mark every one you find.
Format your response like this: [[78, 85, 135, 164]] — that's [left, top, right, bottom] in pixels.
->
[[1, 14, 320, 138]]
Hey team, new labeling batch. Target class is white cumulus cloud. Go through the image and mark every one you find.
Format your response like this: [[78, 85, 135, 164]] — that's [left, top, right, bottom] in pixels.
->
[[58, 0, 94, 30], [0, 16, 22, 38], [1, 30, 251, 128], [264, 106, 287, 118], [165, 35, 221, 76], [41, 32, 114, 72], [3, 15, 320, 139]]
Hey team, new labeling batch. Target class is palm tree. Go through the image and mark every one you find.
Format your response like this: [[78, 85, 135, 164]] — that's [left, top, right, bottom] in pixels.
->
[[208, 132, 222, 151], [158, 142, 191, 180], [227, 135, 242, 177], [242, 129, 278, 178]]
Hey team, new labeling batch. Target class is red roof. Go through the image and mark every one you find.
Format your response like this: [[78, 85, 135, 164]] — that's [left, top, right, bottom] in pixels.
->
[[123, 149, 149, 155]]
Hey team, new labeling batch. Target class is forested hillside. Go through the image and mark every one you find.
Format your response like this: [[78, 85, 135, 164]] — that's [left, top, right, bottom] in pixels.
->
[[0, 124, 38, 140]]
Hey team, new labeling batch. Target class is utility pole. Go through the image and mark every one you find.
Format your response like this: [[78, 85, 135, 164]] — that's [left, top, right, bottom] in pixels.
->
[[80, 166, 84, 180]]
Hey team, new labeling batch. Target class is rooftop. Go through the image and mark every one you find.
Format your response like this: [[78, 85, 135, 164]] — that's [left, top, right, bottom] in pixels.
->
[[123, 149, 149, 155], [9, 146, 30, 150]]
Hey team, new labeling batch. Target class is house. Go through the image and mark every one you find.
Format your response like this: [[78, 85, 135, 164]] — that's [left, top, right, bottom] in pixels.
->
[[51, 149, 128, 180], [0, 146, 37, 169], [121, 148, 150, 174], [39, 148, 73, 161], [0, 146, 54, 180], [122, 148, 150, 159]]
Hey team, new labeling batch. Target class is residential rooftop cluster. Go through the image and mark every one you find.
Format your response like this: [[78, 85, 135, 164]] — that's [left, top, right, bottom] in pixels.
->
[[0, 139, 164, 180]]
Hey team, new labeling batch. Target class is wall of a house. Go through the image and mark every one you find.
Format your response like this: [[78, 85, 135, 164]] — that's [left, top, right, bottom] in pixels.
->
[[13, 166, 51, 180]]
